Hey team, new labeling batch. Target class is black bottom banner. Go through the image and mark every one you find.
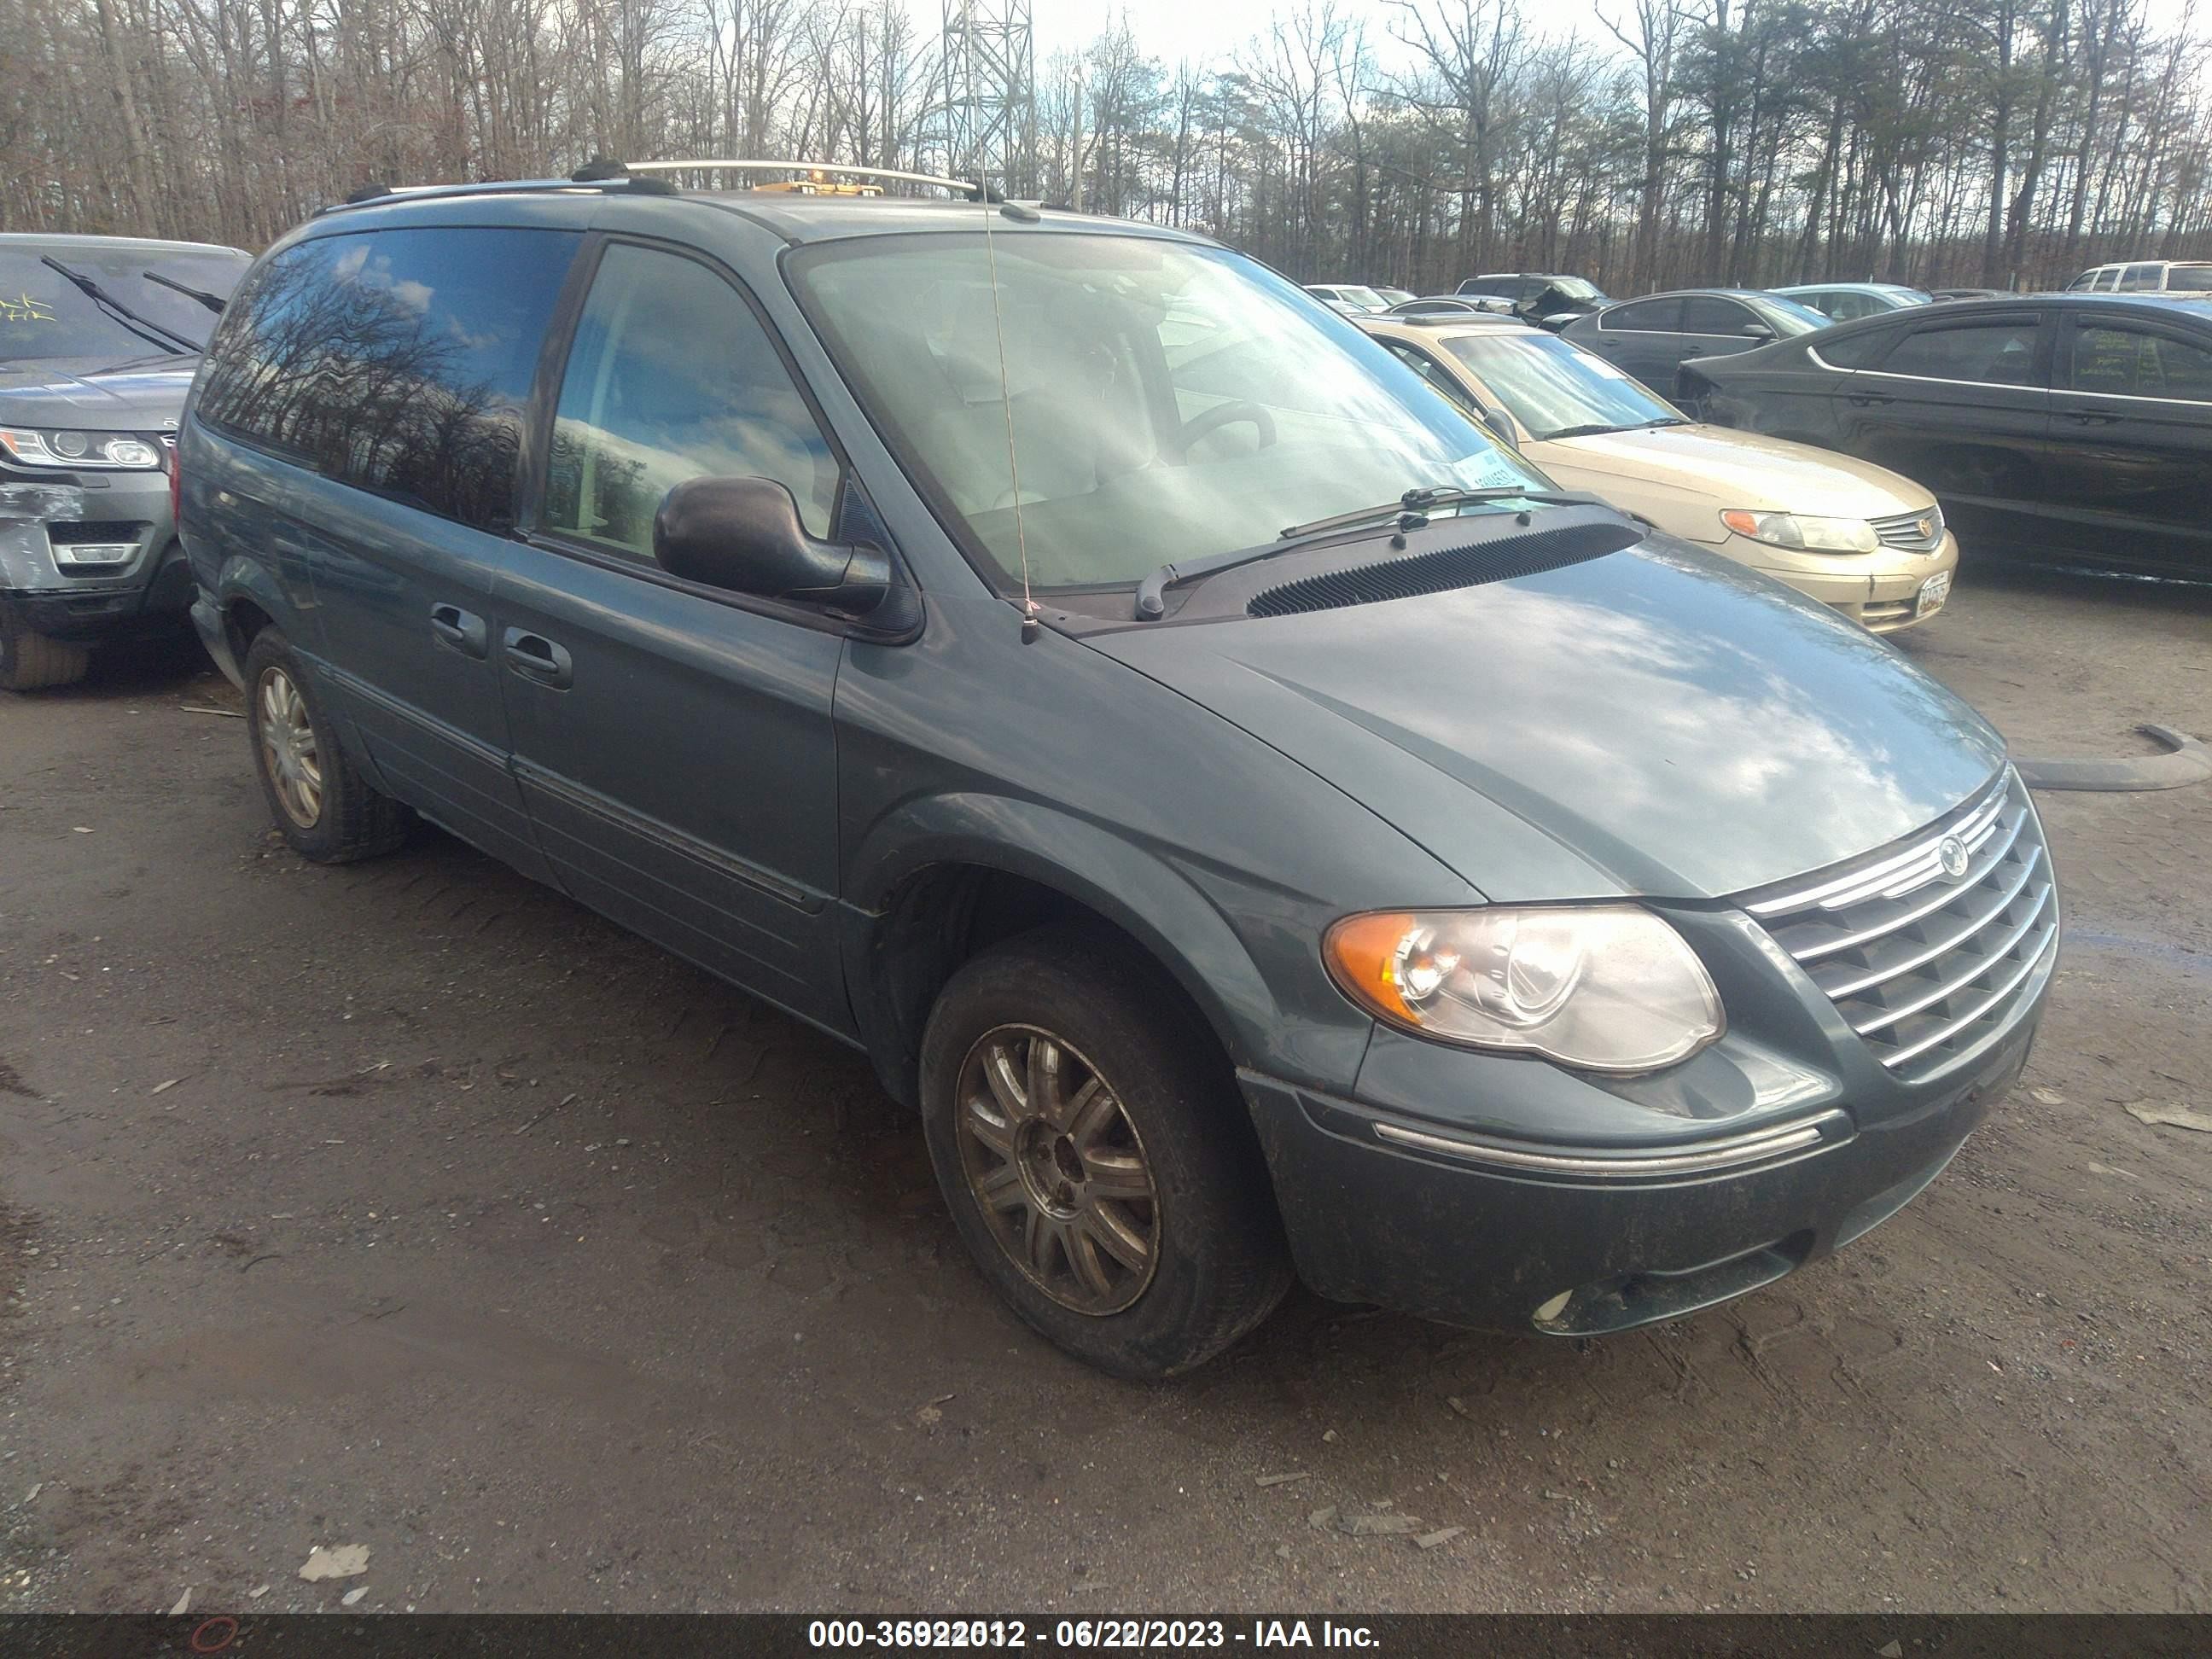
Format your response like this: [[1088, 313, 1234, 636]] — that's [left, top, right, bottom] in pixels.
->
[[0, 1614, 2203, 1659]]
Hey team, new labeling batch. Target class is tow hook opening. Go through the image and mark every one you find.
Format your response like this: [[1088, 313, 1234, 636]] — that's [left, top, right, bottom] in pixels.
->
[[1533, 1228, 1816, 1336]]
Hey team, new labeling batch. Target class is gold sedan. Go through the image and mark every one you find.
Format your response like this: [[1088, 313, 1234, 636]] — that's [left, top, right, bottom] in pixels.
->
[[1360, 315, 1961, 632]]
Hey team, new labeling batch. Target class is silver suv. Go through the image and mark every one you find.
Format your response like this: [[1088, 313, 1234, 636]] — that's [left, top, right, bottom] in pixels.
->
[[2064, 259, 2212, 296], [0, 233, 250, 689]]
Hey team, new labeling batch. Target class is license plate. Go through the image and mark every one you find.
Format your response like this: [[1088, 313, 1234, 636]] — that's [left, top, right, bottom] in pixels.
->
[[1917, 571, 1952, 614]]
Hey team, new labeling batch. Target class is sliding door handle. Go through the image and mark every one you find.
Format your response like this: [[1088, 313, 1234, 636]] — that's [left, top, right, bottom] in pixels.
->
[[501, 627, 573, 689]]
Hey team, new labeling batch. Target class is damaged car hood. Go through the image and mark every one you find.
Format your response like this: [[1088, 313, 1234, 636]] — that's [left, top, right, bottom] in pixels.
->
[[1091, 538, 2006, 901]]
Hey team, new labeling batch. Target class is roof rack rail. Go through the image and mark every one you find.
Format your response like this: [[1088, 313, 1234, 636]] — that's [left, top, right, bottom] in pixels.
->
[[628, 159, 979, 197], [314, 173, 676, 218]]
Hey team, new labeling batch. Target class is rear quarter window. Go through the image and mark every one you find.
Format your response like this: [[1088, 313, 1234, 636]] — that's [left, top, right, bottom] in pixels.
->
[[196, 225, 581, 531], [1811, 325, 1901, 370]]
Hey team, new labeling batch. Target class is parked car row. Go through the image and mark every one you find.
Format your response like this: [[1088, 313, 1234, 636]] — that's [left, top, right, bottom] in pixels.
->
[[1359, 313, 1957, 632], [1322, 261, 2209, 585], [1680, 293, 2212, 581]]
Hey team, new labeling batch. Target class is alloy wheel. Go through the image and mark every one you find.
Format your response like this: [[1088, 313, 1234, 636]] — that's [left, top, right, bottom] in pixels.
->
[[257, 666, 323, 829], [953, 1023, 1161, 1315]]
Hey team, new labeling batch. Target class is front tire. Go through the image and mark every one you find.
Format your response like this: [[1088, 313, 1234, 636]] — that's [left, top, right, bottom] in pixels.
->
[[242, 627, 410, 863], [920, 927, 1291, 1378], [0, 605, 91, 690]]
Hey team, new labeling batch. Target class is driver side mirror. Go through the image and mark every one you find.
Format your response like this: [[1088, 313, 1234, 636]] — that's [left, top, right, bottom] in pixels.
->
[[1738, 322, 1775, 341], [1468, 401, 1520, 448], [654, 476, 894, 623]]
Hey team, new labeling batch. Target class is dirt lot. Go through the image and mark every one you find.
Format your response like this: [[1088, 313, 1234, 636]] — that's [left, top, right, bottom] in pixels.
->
[[1, 568, 2207, 1615]]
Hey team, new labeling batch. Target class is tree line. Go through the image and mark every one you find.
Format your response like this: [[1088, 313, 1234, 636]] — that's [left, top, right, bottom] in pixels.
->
[[3, 0, 2208, 296]]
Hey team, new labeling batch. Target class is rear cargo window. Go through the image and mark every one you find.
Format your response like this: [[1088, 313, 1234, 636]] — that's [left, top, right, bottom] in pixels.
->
[[197, 227, 580, 532]]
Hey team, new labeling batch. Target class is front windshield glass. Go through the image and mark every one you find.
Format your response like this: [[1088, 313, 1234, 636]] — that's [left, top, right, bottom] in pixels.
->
[[1440, 331, 1680, 439], [795, 234, 1549, 589], [1547, 276, 1606, 301], [0, 245, 249, 361]]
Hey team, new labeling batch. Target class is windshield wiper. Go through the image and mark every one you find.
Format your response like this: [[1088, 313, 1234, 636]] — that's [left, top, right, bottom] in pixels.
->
[[39, 255, 198, 356], [1541, 416, 1688, 439], [1133, 485, 1597, 620], [1276, 484, 1593, 542], [142, 268, 227, 315]]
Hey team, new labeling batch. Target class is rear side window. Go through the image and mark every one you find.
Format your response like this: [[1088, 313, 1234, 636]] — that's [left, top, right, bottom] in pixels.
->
[[2116, 263, 2163, 292], [1812, 325, 1901, 369], [541, 243, 841, 557], [1875, 317, 2044, 385], [197, 227, 579, 531], [1681, 295, 1754, 334], [1602, 298, 1682, 333]]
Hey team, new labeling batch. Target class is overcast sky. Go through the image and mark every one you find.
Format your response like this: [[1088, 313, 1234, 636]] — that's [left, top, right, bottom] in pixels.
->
[[1013, 0, 2204, 77]]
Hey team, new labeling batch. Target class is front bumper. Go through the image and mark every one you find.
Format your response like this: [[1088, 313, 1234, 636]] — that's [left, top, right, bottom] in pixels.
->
[[1738, 532, 1961, 634], [1244, 1003, 2035, 1334], [0, 468, 187, 644]]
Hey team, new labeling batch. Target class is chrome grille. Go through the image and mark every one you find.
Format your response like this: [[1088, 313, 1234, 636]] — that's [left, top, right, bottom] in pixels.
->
[[1745, 771, 2057, 1082], [1870, 506, 1945, 553]]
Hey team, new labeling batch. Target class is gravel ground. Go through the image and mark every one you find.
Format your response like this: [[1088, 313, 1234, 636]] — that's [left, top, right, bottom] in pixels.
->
[[0, 566, 2206, 1615]]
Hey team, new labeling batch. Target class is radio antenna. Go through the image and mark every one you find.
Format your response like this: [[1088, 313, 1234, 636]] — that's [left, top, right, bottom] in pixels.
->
[[963, 25, 1040, 642]]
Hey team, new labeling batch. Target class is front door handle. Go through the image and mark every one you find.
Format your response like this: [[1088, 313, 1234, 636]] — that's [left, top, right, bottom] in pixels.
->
[[501, 627, 573, 689], [1847, 393, 1895, 406], [2059, 407, 2121, 425], [429, 602, 489, 659]]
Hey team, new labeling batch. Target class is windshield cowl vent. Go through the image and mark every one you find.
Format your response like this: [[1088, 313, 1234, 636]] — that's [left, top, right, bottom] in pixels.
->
[[1245, 521, 1643, 618]]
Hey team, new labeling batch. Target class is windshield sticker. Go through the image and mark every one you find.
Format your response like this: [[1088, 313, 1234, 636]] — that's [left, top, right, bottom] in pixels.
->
[[0, 293, 58, 324], [1466, 450, 1539, 490]]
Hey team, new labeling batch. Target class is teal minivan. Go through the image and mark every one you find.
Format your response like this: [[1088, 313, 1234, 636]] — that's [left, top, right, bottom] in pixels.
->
[[179, 166, 2057, 1377]]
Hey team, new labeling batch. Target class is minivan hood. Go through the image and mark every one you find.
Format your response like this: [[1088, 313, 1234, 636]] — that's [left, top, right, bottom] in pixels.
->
[[1532, 423, 1932, 540], [0, 356, 197, 426], [1092, 539, 2005, 902]]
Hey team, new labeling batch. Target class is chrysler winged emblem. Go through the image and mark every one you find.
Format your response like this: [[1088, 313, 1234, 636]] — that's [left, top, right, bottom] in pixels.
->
[[1937, 835, 1970, 880]]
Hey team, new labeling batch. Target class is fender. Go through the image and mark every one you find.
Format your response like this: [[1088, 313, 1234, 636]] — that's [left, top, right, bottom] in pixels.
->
[[207, 549, 390, 795], [838, 792, 1373, 1109]]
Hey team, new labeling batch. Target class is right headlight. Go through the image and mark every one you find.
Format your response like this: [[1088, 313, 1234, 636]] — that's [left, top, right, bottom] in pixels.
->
[[1720, 509, 1880, 553], [1324, 905, 1723, 1074], [0, 428, 163, 469]]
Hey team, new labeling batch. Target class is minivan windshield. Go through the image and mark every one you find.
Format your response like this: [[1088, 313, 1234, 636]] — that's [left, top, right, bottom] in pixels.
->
[[1440, 330, 1683, 439], [0, 245, 250, 362], [793, 234, 1549, 590]]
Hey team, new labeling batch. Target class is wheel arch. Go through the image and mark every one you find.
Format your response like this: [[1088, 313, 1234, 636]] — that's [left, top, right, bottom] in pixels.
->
[[214, 556, 294, 667], [841, 797, 1284, 1111]]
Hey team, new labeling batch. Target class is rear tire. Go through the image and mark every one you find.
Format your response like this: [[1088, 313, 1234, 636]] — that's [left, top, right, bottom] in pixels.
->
[[0, 606, 91, 690], [920, 926, 1291, 1378], [242, 627, 410, 863]]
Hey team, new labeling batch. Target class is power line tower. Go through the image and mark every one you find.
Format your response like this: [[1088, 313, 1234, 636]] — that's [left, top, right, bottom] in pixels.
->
[[939, 0, 1037, 194]]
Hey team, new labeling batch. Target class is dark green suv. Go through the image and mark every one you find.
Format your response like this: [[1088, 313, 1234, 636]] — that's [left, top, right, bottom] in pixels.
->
[[179, 166, 2056, 1377]]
